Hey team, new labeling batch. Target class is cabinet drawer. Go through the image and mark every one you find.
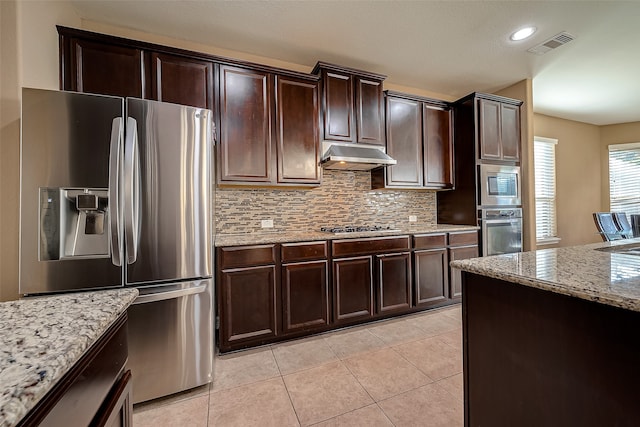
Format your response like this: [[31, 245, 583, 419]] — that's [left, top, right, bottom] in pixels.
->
[[219, 245, 276, 269], [332, 236, 410, 257], [281, 241, 328, 262], [449, 231, 478, 247], [413, 233, 447, 250]]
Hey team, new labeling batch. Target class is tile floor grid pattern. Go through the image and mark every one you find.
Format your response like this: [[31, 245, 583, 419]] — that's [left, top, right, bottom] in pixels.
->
[[133, 305, 463, 427]]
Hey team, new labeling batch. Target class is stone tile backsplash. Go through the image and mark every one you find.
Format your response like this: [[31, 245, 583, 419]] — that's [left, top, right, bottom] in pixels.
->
[[215, 170, 437, 234]]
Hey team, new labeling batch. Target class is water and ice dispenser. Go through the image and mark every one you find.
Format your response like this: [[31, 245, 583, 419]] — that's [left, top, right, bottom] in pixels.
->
[[39, 188, 110, 260]]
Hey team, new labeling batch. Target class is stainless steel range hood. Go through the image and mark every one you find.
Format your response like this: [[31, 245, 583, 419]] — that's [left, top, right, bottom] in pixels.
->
[[320, 142, 397, 171]]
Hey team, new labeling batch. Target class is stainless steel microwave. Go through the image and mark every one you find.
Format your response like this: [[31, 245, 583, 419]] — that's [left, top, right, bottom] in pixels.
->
[[478, 164, 521, 206]]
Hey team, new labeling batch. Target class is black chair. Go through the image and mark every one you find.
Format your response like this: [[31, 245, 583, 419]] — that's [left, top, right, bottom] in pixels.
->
[[593, 212, 624, 241], [612, 212, 634, 239]]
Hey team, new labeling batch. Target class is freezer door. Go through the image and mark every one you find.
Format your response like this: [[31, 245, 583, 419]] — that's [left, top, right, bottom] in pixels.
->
[[19, 88, 124, 295], [127, 279, 214, 403], [125, 98, 212, 284]]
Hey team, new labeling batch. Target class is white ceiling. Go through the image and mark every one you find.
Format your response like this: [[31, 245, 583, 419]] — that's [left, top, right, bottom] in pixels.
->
[[69, 0, 640, 126]]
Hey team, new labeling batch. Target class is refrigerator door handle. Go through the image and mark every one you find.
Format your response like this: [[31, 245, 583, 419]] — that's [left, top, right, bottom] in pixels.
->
[[108, 117, 123, 267], [133, 283, 207, 305], [124, 117, 141, 265]]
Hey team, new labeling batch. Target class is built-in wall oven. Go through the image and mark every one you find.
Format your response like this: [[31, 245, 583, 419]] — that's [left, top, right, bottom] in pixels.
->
[[479, 164, 521, 207], [480, 208, 523, 256]]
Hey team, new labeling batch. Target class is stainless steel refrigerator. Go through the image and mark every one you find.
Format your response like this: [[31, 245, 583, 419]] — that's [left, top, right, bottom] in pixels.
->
[[20, 88, 214, 404]]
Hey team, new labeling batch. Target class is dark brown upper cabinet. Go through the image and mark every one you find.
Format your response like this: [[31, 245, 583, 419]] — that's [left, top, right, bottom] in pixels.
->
[[313, 62, 386, 146], [372, 91, 453, 190], [219, 65, 273, 183], [275, 76, 321, 185], [476, 95, 522, 162], [423, 103, 454, 188], [218, 65, 321, 186], [60, 35, 147, 98], [59, 27, 212, 110], [150, 52, 214, 109]]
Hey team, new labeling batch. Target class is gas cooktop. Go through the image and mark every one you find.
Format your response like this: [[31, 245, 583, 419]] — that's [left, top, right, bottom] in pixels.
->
[[320, 225, 400, 234]]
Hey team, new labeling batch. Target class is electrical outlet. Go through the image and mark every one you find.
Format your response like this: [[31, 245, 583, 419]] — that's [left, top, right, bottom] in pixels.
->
[[261, 219, 274, 228], [409, 215, 417, 222]]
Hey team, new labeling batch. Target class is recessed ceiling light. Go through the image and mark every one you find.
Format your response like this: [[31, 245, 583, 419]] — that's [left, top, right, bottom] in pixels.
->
[[510, 26, 537, 41]]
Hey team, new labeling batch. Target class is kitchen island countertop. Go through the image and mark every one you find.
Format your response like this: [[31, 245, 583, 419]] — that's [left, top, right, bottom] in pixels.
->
[[450, 239, 640, 312], [0, 288, 138, 427], [214, 224, 479, 247]]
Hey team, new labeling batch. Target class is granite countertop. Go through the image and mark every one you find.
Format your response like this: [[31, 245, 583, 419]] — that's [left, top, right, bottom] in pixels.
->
[[450, 239, 640, 312], [214, 224, 479, 247], [0, 288, 139, 427]]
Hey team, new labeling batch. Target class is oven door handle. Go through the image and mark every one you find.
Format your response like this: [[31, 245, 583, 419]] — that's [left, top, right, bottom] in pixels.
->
[[483, 218, 521, 225]]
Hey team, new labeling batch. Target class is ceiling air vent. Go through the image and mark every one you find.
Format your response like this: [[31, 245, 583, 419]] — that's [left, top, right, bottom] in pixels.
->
[[527, 32, 575, 55]]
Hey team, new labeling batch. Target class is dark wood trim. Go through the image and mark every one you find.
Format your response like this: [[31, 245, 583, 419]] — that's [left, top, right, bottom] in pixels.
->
[[454, 91, 523, 107], [384, 90, 450, 109], [56, 25, 319, 82], [312, 61, 386, 80]]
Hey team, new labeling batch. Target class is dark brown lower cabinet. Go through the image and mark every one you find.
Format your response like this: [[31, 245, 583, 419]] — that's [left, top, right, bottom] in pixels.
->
[[449, 245, 478, 299], [282, 260, 329, 332], [92, 370, 132, 427], [333, 256, 374, 324], [219, 265, 278, 351], [376, 252, 412, 314], [216, 232, 469, 352], [414, 248, 449, 307]]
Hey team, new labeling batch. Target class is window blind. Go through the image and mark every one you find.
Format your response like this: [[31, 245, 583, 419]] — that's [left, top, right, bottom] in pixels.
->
[[534, 137, 557, 241], [609, 145, 640, 215]]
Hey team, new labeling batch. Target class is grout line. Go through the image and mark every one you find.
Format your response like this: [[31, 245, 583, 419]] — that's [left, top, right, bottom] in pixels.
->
[[280, 372, 303, 426], [375, 402, 398, 427]]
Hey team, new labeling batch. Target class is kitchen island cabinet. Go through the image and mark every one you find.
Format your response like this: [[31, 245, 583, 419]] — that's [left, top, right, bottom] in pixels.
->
[[452, 240, 640, 426], [0, 289, 138, 427]]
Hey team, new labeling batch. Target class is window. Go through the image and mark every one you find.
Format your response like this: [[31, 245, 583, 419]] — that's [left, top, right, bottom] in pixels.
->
[[534, 137, 559, 244], [609, 143, 640, 215]]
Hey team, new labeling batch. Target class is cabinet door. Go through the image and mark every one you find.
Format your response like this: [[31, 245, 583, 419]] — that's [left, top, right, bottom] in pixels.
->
[[333, 256, 373, 323], [414, 248, 449, 307], [282, 260, 329, 333], [478, 98, 501, 160], [219, 66, 273, 183], [67, 38, 145, 98], [276, 76, 321, 184], [385, 96, 423, 187], [500, 103, 521, 161], [150, 53, 213, 109], [322, 70, 354, 142], [376, 252, 412, 315], [449, 245, 478, 299], [423, 104, 454, 189], [219, 265, 277, 350], [356, 77, 385, 145]]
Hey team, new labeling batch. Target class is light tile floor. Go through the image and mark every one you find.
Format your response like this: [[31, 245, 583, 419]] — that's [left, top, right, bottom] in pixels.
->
[[133, 305, 463, 426]]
